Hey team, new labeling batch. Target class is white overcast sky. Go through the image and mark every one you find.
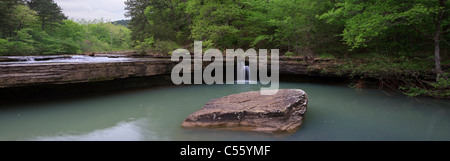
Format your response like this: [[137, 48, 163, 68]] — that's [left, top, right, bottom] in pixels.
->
[[54, 0, 129, 21]]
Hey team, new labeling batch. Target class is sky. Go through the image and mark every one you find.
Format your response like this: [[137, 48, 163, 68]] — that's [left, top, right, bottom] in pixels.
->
[[54, 0, 129, 21]]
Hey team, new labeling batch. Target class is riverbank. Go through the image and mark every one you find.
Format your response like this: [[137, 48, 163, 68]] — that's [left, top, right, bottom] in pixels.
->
[[1, 52, 448, 98], [334, 53, 450, 98]]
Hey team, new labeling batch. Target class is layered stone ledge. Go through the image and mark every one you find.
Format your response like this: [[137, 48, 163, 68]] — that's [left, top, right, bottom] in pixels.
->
[[0, 56, 345, 89], [0, 59, 176, 88]]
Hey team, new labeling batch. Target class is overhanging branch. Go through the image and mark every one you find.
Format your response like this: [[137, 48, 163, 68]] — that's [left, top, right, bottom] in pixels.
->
[[443, 39, 450, 46], [410, 24, 433, 40], [443, 28, 450, 34]]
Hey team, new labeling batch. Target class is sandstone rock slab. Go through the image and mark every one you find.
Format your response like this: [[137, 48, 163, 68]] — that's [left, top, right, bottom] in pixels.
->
[[182, 89, 308, 133]]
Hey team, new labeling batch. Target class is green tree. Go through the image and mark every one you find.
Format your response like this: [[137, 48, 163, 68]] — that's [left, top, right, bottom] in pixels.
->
[[0, 38, 9, 54], [125, 0, 152, 45], [55, 20, 85, 53], [27, 0, 67, 31], [143, 0, 190, 44], [104, 22, 132, 50], [186, 0, 244, 49], [320, 0, 450, 81], [245, 0, 337, 55], [77, 19, 132, 53], [12, 4, 39, 31], [1, 1, 132, 55], [5, 28, 36, 55], [0, 0, 23, 38], [126, 0, 189, 49]]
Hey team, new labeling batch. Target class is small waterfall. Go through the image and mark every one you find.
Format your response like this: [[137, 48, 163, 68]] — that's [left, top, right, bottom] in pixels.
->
[[237, 61, 251, 84], [25, 57, 35, 61], [245, 66, 250, 81]]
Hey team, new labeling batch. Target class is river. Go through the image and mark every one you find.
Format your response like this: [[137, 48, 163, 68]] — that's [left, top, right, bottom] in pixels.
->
[[0, 81, 449, 141]]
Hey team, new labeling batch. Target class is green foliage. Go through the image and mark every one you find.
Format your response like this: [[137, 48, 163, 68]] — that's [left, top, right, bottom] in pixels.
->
[[319, 0, 449, 51], [134, 37, 179, 56], [0, 0, 132, 56], [318, 0, 449, 97], [125, 0, 340, 55], [442, 59, 450, 65], [104, 23, 132, 50], [77, 19, 132, 53], [54, 20, 85, 53], [31, 29, 63, 54], [80, 36, 110, 53], [125, 0, 189, 48], [0, 0, 448, 98], [320, 0, 396, 49], [125, 0, 152, 44], [1, 0, 22, 38], [12, 4, 39, 30], [0, 38, 8, 54], [337, 52, 449, 98], [112, 19, 130, 27], [27, 0, 67, 31], [5, 28, 36, 55], [285, 52, 295, 57], [152, 40, 179, 55], [186, 0, 243, 49], [134, 37, 155, 55], [431, 78, 450, 90], [400, 78, 450, 98], [400, 86, 429, 97], [318, 53, 336, 59], [338, 52, 433, 79]]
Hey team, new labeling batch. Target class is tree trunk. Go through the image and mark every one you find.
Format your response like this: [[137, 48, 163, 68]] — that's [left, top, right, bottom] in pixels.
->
[[9, 25, 12, 37], [41, 17, 45, 31], [1, 23, 4, 38], [18, 21, 22, 31], [435, 38, 443, 81], [434, 0, 446, 82]]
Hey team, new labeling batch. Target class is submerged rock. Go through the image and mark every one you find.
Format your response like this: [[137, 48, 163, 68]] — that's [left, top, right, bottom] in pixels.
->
[[182, 89, 308, 133]]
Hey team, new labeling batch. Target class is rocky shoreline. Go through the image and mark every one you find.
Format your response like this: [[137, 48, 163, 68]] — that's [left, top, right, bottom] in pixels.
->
[[0, 54, 349, 88], [1, 54, 445, 89]]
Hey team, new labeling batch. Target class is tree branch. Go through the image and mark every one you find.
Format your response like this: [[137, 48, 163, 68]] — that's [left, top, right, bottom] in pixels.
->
[[443, 26, 450, 34], [443, 39, 450, 46], [410, 24, 433, 39], [399, 17, 433, 39]]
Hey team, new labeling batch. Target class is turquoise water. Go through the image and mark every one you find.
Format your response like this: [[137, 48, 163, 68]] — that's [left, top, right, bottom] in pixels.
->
[[0, 82, 449, 141]]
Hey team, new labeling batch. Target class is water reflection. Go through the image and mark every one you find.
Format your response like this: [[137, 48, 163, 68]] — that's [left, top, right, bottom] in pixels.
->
[[32, 119, 151, 141]]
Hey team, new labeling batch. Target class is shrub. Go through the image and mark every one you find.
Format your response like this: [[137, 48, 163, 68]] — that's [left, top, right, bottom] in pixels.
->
[[5, 41, 35, 55], [318, 53, 336, 59], [81, 36, 110, 53], [152, 40, 179, 55], [285, 51, 295, 57], [134, 38, 180, 56], [4, 28, 36, 55], [134, 37, 154, 55], [0, 39, 8, 55]]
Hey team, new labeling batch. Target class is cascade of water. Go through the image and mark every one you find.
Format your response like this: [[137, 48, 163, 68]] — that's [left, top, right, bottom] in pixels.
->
[[237, 61, 251, 83], [25, 57, 35, 61], [245, 66, 250, 81]]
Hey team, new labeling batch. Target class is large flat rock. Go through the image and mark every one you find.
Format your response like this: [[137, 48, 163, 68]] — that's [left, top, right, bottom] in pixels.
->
[[182, 89, 308, 133]]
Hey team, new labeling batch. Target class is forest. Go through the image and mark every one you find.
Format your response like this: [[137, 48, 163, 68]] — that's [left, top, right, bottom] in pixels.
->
[[124, 0, 449, 97], [0, 0, 131, 55], [0, 0, 449, 97]]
